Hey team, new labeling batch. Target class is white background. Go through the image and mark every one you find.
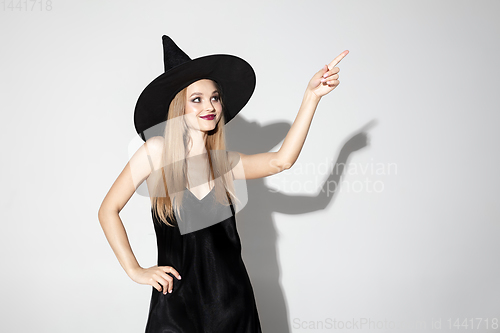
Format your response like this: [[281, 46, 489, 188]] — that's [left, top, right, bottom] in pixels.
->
[[1, 0, 499, 332]]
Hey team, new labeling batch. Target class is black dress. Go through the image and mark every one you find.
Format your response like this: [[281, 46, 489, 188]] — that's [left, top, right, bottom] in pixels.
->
[[144, 186, 262, 333]]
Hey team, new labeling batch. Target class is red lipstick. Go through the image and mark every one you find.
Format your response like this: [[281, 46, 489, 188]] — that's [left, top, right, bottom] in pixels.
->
[[200, 114, 215, 120]]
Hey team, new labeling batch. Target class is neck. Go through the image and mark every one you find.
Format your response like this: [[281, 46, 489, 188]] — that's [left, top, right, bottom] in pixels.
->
[[187, 128, 208, 157]]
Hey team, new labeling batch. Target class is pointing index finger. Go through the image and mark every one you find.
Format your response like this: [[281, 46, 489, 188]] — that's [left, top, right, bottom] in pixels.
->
[[327, 50, 349, 70]]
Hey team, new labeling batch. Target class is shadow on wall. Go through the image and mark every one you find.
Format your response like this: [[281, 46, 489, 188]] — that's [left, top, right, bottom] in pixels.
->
[[226, 115, 376, 332]]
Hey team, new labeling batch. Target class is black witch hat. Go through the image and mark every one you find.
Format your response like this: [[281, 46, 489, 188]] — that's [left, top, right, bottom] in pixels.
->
[[134, 35, 256, 142]]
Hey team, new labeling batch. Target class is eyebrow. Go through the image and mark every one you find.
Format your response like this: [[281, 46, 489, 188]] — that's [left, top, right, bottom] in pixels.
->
[[189, 90, 219, 97]]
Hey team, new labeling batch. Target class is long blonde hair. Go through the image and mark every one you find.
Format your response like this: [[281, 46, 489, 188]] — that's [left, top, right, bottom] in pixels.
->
[[149, 80, 239, 227]]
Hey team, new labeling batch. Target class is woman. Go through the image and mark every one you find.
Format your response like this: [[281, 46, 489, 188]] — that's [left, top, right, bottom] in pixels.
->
[[98, 35, 348, 332]]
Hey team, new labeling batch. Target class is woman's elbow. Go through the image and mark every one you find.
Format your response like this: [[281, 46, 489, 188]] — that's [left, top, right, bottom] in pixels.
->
[[275, 158, 294, 172]]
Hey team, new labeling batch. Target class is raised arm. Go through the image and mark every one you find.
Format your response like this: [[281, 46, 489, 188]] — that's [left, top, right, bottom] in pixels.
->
[[231, 50, 349, 180]]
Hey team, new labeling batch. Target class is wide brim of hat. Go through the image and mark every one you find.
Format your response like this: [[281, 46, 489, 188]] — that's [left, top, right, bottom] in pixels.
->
[[134, 54, 256, 142]]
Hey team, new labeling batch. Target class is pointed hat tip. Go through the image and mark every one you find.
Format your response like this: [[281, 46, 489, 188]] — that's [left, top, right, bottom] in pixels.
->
[[162, 35, 175, 47]]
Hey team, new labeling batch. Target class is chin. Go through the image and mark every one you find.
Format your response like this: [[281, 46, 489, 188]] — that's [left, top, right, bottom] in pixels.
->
[[200, 120, 219, 132], [203, 126, 217, 133]]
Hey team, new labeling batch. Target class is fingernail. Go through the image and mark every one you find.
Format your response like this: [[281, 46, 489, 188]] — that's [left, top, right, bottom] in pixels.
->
[[178, 275, 182, 280], [169, 289, 173, 293], [320, 78, 326, 82]]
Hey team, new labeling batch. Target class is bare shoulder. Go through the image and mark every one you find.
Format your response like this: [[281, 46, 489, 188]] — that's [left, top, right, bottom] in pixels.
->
[[225, 150, 246, 180], [144, 136, 165, 170], [145, 136, 164, 156], [98, 136, 165, 215], [226, 150, 242, 169]]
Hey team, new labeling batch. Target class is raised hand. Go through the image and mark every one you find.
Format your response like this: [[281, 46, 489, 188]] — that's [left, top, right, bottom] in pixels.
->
[[307, 50, 349, 98]]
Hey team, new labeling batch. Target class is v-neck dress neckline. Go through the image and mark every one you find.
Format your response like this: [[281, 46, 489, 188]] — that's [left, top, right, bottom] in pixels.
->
[[185, 186, 215, 202]]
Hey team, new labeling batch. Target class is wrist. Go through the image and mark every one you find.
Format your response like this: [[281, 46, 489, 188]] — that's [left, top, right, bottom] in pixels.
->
[[304, 89, 321, 103], [127, 265, 143, 279]]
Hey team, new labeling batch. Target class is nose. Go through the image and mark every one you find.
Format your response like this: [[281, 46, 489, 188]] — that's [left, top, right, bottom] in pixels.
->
[[203, 99, 215, 112]]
